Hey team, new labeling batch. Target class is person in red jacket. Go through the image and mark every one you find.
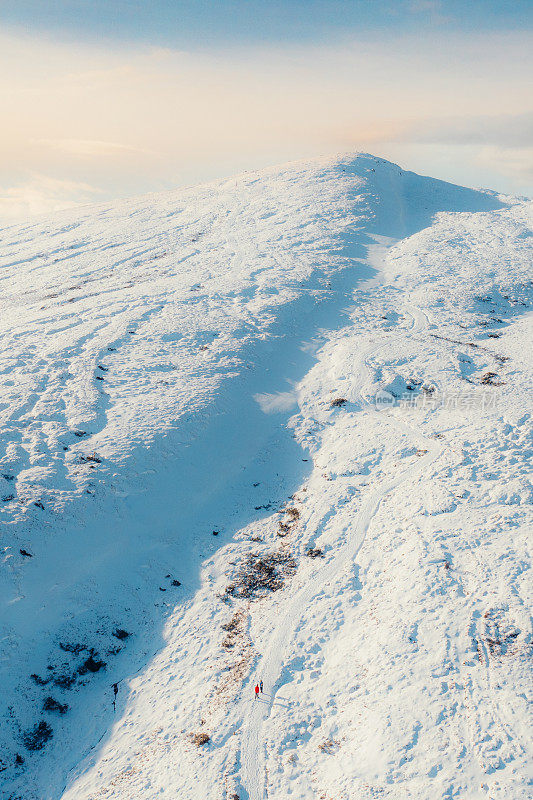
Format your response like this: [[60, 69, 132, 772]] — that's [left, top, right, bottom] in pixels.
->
[[254, 684, 259, 699]]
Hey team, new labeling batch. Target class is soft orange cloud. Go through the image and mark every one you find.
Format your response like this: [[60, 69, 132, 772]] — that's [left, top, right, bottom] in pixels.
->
[[0, 28, 531, 219]]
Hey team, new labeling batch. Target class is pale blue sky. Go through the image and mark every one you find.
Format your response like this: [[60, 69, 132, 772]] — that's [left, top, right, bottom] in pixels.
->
[[0, 1, 531, 220], [2, 1, 531, 45]]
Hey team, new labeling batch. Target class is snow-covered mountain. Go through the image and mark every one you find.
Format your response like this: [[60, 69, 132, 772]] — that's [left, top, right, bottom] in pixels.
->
[[0, 154, 531, 800]]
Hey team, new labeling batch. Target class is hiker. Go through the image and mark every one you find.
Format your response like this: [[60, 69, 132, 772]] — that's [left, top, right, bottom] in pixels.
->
[[112, 682, 119, 711], [254, 684, 259, 699], [259, 680, 263, 693]]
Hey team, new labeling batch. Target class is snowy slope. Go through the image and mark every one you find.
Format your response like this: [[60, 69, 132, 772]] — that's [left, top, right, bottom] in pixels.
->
[[0, 154, 531, 800]]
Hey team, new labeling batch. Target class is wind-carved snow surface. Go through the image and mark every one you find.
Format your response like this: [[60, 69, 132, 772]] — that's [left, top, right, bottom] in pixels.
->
[[0, 154, 531, 800]]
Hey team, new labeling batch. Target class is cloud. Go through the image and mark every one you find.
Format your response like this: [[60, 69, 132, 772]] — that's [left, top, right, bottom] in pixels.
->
[[35, 139, 156, 157], [0, 26, 531, 220], [400, 112, 533, 149], [254, 391, 298, 414], [0, 174, 99, 222], [477, 146, 533, 182], [382, 112, 533, 190]]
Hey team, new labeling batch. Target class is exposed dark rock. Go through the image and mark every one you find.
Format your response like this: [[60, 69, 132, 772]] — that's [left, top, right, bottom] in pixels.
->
[[79, 654, 106, 674], [306, 548, 324, 558], [191, 732, 210, 746], [226, 551, 296, 599], [22, 721, 53, 751], [78, 453, 102, 464], [43, 696, 68, 714], [53, 673, 76, 689], [30, 674, 50, 686], [330, 397, 347, 407], [59, 642, 86, 655]]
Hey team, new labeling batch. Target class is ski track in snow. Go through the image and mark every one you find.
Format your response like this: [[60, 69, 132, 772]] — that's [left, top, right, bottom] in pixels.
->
[[0, 153, 531, 800]]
